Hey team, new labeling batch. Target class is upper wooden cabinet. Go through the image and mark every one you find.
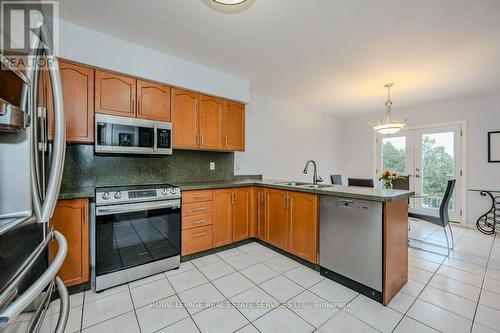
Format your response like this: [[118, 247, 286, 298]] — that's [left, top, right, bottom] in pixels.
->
[[199, 95, 224, 150], [49, 199, 89, 287], [47, 61, 94, 143], [137, 79, 171, 121], [223, 101, 245, 151], [95, 70, 136, 117], [287, 192, 318, 263], [171, 88, 199, 149]]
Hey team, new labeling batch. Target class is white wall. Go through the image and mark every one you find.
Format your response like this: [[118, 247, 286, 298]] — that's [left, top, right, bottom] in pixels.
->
[[58, 20, 250, 103], [340, 93, 500, 227], [235, 93, 343, 183]]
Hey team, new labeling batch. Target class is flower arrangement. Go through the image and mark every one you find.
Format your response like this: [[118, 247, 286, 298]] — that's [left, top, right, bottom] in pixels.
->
[[379, 170, 404, 189]]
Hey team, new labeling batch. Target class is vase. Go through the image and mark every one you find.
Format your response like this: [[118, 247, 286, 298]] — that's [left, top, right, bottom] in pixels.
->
[[383, 180, 393, 189]]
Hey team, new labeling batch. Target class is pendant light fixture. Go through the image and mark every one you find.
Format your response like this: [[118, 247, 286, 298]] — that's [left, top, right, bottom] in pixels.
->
[[212, 0, 247, 4], [371, 83, 407, 135]]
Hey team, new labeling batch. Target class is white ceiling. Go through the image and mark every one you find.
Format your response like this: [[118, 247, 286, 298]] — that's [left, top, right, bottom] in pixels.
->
[[59, 0, 500, 117]]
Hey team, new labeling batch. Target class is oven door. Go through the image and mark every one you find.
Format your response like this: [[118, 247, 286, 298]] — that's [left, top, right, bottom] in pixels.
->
[[95, 200, 181, 278], [95, 114, 156, 155]]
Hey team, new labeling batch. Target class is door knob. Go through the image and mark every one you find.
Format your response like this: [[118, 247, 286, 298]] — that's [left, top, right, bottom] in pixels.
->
[[415, 174, 421, 178]]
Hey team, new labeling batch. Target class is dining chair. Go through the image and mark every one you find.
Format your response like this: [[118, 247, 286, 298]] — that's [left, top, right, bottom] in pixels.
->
[[330, 174, 342, 185], [348, 178, 374, 188], [408, 179, 456, 255]]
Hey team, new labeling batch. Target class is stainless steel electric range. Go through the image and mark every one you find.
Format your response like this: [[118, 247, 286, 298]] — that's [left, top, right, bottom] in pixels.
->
[[93, 184, 181, 291]]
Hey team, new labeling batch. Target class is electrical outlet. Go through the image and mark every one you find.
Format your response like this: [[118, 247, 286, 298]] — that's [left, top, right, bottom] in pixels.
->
[[236, 162, 241, 171], [210, 162, 215, 170]]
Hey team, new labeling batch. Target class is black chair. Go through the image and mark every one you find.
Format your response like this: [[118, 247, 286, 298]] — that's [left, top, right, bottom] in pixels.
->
[[330, 174, 342, 185], [409, 179, 456, 255], [392, 176, 410, 190], [348, 178, 374, 188]]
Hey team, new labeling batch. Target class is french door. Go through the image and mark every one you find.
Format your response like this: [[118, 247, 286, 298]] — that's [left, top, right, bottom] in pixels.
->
[[377, 124, 463, 223]]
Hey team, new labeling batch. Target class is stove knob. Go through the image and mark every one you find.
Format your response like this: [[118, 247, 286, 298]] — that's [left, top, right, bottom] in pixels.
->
[[114, 191, 122, 199], [170, 188, 177, 195], [102, 192, 110, 200], [162, 188, 169, 195]]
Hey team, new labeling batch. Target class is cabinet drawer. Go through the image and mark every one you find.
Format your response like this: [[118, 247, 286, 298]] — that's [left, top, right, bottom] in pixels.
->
[[182, 225, 213, 256], [182, 213, 212, 230], [182, 201, 212, 217], [182, 190, 213, 204]]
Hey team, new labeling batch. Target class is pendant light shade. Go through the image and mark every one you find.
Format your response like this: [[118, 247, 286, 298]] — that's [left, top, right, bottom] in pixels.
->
[[212, 0, 247, 4], [203, 0, 255, 13], [371, 83, 407, 135]]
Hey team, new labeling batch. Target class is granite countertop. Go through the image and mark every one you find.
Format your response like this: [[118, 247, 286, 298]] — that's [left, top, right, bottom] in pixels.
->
[[175, 179, 414, 202], [58, 178, 414, 202]]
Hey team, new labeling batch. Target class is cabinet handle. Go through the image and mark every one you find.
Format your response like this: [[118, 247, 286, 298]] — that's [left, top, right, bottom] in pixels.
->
[[192, 208, 206, 212], [225, 136, 228, 147], [192, 220, 206, 225], [193, 232, 206, 237], [138, 98, 141, 114], [200, 133, 204, 145], [193, 195, 206, 199], [261, 192, 265, 204], [131, 99, 134, 112], [284, 196, 287, 208]]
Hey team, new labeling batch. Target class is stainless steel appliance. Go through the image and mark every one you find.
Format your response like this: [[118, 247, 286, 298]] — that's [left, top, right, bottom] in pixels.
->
[[95, 113, 172, 155], [319, 196, 383, 302], [94, 184, 181, 291], [0, 22, 68, 333]]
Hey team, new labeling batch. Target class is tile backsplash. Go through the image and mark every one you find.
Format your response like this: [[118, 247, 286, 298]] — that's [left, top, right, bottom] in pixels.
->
[[61, 144, 235, 188]]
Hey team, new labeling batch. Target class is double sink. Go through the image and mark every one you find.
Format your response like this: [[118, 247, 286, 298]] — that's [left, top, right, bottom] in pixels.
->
[[272, 181, 336, 190]]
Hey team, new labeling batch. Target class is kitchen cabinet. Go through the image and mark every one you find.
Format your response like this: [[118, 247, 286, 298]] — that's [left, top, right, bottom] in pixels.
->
[[46, 61, 94, 143], [95, 70, 136, 117], [213, 189, 233, 247], [233, 187, 250, 242], [223, 101, 245, 151], [49, 199, 89, 287], [266, 189, 289, 250], [213, 187, 251, 247], [137, 79, 171, 121], [171, 88, 199, 149], [287, 192, 318, 263], [255, 187, 267, 241], [181, 190, 214, 255], [199, 95, 224, 150]]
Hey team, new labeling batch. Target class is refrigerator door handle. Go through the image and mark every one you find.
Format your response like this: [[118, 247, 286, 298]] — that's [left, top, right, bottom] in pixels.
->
[[53, 277, 70, 333], [29, 23, 66, 224], [0, 231, 68, 329]]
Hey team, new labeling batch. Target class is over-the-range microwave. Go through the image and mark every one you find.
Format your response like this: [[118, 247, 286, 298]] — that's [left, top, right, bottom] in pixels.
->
[[95, 113, 172, 155]]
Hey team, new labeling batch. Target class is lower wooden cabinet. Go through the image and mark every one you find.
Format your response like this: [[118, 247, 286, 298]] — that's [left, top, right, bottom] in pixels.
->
[[213, 189, 233, 247], [266, 189, 289, 250], [182, 225, 213, 256], [213, 187, 251, 247], [287, 192, 318, 263], [255, 187, 267, 240], [49, 199, 89, 287]]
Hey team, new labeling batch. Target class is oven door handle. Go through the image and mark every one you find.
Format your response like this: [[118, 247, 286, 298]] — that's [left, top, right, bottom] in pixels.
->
[[96, 199, 181, 216]]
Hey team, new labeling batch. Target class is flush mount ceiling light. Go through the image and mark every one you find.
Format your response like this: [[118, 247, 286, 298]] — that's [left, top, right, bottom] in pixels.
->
[[371, 83, 407, 135], [202, 0, 255, 14]]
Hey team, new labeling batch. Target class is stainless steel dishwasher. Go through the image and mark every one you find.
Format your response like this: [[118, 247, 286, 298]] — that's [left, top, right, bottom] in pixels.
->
[[319, 196, 383, 302]]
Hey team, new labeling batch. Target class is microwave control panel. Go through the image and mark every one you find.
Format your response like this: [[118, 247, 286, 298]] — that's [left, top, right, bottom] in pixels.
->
[[157, 128, 171, 149]]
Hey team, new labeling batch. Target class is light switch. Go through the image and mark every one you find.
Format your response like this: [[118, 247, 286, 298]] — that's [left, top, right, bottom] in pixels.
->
[[210, 162, 215, 170]]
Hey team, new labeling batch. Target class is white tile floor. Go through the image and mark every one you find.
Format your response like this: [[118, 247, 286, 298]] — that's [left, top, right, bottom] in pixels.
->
[[44, 221, 500, 332]]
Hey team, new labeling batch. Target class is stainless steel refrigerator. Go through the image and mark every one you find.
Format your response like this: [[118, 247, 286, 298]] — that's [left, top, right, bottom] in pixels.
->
[[0, 22, 68, 333]]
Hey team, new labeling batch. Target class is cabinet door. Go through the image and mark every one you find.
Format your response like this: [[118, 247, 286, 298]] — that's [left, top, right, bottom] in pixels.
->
[[49, 199, 89, 287], [256, 188, 267, 241], [171, 88, 199, 149], [48, 61, 94, 143], [223, 101, 245, 151], [213, 189, 233, 247], [95, 70, 136, 117], [288, 192, 318, 263], [199, 95, 223, 150], [266, 189, 288, 250], [137, 79, 171, 121], [233, 187, 250, 242]]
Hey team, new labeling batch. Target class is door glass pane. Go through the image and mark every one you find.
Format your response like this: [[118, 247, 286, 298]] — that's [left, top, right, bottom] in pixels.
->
[[420, 132, 455, 210], [381, 136, 406, 173]]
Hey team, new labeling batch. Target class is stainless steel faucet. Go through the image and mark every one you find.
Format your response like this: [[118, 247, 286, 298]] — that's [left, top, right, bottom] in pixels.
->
[[303, 160, 323, 185]]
